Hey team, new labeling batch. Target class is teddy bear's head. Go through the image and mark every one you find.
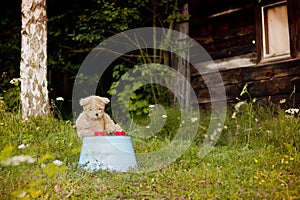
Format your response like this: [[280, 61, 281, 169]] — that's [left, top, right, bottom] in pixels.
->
[[79, 95, 110, 120]]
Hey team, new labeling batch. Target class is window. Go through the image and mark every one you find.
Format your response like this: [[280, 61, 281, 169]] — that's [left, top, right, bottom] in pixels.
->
[[261, 1, 290, 59]]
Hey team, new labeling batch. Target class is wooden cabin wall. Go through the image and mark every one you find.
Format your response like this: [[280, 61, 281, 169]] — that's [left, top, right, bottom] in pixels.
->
[[188, 0, 300, 107], [189, 0, 256, 60], [191, 59, 300, 107]]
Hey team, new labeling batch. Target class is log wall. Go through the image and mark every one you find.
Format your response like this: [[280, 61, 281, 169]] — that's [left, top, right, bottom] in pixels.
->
[[191, 59, 300, 106], [188, 0, 300, 107], [189, 0, 256, 60]]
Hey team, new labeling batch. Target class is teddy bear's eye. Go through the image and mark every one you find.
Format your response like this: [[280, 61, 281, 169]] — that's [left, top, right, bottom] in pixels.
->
[[89, 108, 92, 111]]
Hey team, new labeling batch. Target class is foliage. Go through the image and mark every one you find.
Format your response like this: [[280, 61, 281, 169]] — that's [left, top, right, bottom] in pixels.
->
[[0, 73, 20, 113], [109, 64, 175, 118], [1, 0, 188, 118], [0, 103, 299, 198], [48, 0, 188, 117], [47, 0, 143, 73], [105, 0, 189, 117], [0, 1, 21, 107], [0, 2, 20, 75]]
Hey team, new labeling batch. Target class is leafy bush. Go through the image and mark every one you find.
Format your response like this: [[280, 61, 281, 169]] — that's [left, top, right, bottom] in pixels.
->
[[109, 64, 173, 118]]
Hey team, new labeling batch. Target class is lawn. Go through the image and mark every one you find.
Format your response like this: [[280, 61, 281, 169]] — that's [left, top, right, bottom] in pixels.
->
[[0, 105, 299, 199]]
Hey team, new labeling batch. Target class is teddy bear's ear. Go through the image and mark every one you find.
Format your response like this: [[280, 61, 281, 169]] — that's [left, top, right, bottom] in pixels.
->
[[79, 97, 90, 107], [99, 97, 110, 105]]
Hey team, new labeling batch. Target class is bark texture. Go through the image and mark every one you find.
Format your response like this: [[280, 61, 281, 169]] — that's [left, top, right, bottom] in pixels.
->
[[173, 2, 190, 109], [20, 0, 49, 119]]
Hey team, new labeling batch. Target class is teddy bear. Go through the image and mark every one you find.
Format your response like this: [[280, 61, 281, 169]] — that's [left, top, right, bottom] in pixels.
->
[[75, 95, 122, 138]]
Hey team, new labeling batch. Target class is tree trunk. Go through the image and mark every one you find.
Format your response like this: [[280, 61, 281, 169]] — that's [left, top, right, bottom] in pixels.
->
[[20, 0, 49, 120], [173, 2, 190, 109]]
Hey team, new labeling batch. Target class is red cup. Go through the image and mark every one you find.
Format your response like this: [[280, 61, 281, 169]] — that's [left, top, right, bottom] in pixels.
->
[[94, 131, 105, 136], [114, 131, 126, 136]]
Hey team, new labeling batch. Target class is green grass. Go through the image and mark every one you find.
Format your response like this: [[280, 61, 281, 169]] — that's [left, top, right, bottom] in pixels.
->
[[0, 105, 299, 199]]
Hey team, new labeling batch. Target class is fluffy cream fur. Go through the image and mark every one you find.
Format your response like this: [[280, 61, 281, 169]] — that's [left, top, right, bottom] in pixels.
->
[[75, 95, 122, 138]]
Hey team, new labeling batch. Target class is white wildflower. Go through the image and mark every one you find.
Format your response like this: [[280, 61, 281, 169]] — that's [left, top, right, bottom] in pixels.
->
[[266, 130, 273, 134], [18, 191, 27, 198], [279, 99, 286, 104], [146, 125, 150, 129], [231, 112, 237, 119], [213, 129, 219, 136], [149, 105, 155, 108], [285, 108, 299, 115], [18, 144, 29, 149], [9, 78, 21, 85], [234, 101, 246, 112], [191, 117, 198, 123], [53, 159, 63, 166], [56, 97, 64, 101], [2, 155, 35, 166], [161, 115, 167, 119]]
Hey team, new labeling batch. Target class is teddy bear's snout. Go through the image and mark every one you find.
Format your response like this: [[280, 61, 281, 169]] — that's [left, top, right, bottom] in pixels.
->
[[95, 112, 103, 118]]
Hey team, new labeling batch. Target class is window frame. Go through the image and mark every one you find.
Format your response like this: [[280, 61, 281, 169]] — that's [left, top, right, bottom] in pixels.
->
[[261, 1, 290, 60], [255, 0, 300, 63]]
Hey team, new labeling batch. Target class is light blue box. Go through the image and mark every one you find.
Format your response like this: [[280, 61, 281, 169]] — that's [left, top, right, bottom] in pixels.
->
[[78, 136, 138, 172]]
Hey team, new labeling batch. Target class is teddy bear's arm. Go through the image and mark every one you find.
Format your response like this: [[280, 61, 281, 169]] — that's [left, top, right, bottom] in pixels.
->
[[75, 114, 94, 137], [103, 113, 122, 135]]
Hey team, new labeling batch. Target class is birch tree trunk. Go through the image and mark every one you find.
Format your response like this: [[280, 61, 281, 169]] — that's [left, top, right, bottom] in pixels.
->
[[20, 0, 49, 120]]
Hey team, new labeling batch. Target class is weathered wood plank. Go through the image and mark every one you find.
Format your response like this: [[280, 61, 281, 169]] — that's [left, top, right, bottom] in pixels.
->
[[191, 31, 256, 60], [192, 25, 255, 46], [190, 6, 256, 59], [190, 8, 255, 38], [208, 43, 255, 59], [191, 58, 300, 107], [194, 76, 300, 105], [191, 58, 300, 89], [190, 42, 255, 63], [189, 0, 254, 28]]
